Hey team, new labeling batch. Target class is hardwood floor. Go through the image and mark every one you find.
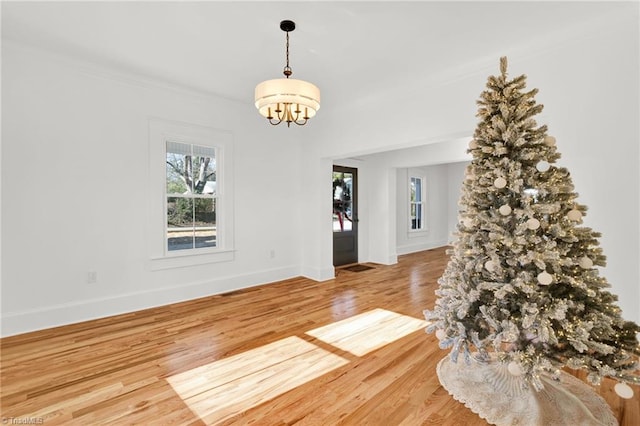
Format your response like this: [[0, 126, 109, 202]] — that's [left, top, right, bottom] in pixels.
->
[[1, 247, 638, 425]]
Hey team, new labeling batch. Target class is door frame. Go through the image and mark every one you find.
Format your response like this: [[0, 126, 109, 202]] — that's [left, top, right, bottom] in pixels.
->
[[332, 165, 358, 266]]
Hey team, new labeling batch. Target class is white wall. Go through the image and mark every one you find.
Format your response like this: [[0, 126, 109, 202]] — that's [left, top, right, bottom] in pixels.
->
[[1, 43, 306, 336], [299, 153, 334, 281], [365, 163, 398, 265], [447, 162, 469, 242], [396, 165, 450, 255]]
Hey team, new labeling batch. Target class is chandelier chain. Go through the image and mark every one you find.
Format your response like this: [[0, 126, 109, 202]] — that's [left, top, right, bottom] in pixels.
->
[[283, 30, 292, 77]]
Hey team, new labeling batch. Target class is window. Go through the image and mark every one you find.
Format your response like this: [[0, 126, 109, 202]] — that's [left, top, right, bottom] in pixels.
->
[[166, 142, 217, 251], [332, 170, 354, 232], [149, 119, 234, 269], [409, 176, 425, 231]]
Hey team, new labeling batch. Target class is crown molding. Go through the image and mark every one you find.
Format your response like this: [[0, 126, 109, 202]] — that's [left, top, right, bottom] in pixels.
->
[[2, 38, 250, 106]]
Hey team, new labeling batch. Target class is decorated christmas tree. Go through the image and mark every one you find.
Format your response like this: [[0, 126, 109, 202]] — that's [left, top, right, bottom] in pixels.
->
[[424, 57, 639, 423]]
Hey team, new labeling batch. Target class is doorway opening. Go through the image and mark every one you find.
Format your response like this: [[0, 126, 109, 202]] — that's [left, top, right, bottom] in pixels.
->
[[333, 166, 358, 266]]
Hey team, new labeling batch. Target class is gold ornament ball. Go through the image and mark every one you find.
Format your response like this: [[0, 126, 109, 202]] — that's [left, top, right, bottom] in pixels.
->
[[469, 139, 478, 149], [527, 218, 540, 230], [579, 256, 593, 269], [499, 204, 512, 216], [494, 177, 507, 189], [567, 209, 583, 221], [544, 135, 556, 146], [537, 271, 553, 285]]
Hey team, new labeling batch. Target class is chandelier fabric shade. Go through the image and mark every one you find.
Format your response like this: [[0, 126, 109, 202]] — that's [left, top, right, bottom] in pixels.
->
[[254, 78, 321, 125], [255, 20, 320, 127]]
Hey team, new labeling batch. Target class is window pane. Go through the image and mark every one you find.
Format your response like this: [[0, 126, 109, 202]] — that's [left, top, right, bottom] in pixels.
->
[[166, 141, 190, 155], [166, 142, 217, 195], [166, 151, 190, 194], [167, 197, 194, 251], [410, 203, 416, 230], [166, 141, 193, 194], [192, 154, 216, 195], [194, 198, 216, 249], [192, 144, 216, 159], [416, 204, 422, 229], [410, 179, 416, 202], [410, 177, 422, 202], [333, 172, 353, 232]]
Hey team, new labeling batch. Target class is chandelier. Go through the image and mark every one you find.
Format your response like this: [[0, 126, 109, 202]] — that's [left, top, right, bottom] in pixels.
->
[[255, 20, 320, 127]]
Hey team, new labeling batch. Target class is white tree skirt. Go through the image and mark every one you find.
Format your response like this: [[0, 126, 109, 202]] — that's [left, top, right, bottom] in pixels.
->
[[437, 355, 617, 426]]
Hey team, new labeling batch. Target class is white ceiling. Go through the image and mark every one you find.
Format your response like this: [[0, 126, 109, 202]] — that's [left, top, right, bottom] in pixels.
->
[[1, 1, 633, 112]]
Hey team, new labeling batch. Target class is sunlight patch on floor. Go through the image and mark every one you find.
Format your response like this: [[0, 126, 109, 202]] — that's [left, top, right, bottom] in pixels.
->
[[306, 308, 428, 356], [167, 309, 428, 422], [166, 336, 348, 424]]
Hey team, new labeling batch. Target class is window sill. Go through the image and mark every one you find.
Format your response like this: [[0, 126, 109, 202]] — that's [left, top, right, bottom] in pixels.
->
[[150, 249, 235, 271]]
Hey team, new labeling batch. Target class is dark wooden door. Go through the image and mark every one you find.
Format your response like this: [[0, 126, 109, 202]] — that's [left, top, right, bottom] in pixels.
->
[[333, 166, 358, 266]]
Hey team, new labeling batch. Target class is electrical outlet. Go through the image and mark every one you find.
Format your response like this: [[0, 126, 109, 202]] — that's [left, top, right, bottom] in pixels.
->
[[87, 271, 97, 284], [269, 249, 276, 259]]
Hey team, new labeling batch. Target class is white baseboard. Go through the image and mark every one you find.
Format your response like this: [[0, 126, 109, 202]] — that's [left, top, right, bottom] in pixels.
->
[[301, 265, 335, 282], [381, 254, 398, 265], [396, 240, 449, 256], [0, 265, 299, 338]]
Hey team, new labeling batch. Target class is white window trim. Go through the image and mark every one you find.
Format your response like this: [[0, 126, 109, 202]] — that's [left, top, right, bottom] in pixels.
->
[[408, 174, 427, 235], [148, 118, 234, 270]]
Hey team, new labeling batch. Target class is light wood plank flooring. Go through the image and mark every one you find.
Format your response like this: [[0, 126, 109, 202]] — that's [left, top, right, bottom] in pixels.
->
[[1, 247, 638, 425]]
